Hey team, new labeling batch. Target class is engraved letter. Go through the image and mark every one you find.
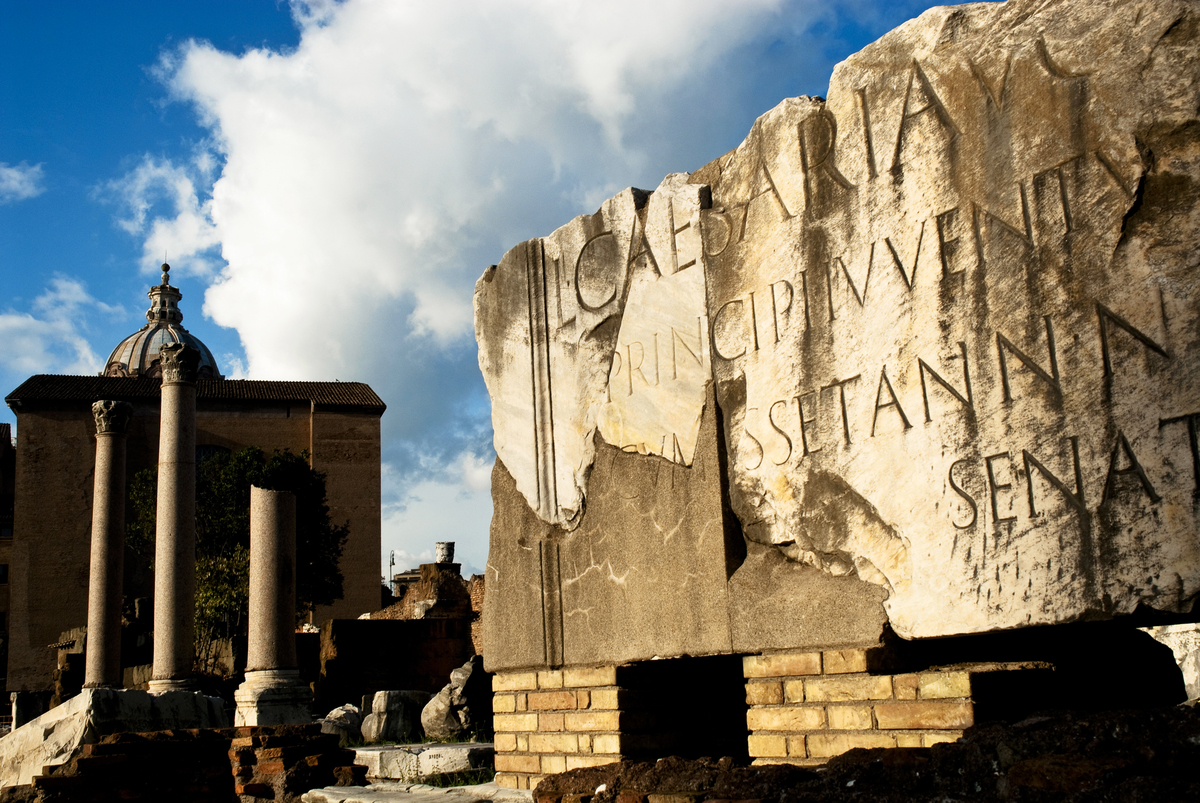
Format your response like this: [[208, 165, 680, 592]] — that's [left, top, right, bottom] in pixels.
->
[[574, 229, 620, 311], [871, 365, 913, 436], [768, 399, 794, 465], [949, 458, 979, 529], [712, 299, 747, 361], [1159, 413, 1200, 495], [985, 452, 1017, 525], [919, 342, 973, 422], [821, 375, 862, 448], [1096, 302, 1169, 377], [1102, 431, 1161, 505], [891, 60, 961, 172], [1023, 437, 1088, 522], [997, 316, 1061, 402], [794, 391, 822, 457], [798, 109, 855, 212], [770, 280, 794, 344]]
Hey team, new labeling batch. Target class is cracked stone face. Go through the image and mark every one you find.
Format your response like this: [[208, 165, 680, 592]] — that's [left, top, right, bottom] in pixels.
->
[[475, 0, 1200, 669]]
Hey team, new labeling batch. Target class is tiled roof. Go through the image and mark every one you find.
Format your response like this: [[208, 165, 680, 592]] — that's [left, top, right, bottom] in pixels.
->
[[5, 375, 386, 413]]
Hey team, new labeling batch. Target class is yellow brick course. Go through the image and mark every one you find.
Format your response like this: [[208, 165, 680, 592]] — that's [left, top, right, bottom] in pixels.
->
[[589, 688, 620, 709], [495, 773, 519, 789], [541, 755, 567, 774], [895, 734, 922, 748], [538, 669, 564, 689], [538, 713, 564, 732], [827, 704, 873, 730], [494, 754, 540, 773], [746, 682, 783, 705], [493, 713, 538, 732], [807, 732, 897, 757], [567, 755, 617, 770], [576, 690, 590, 709], [874, 701, 973, 730], [822, 649, 867, 674], [563, 666, 617, 687], [919, 671, 971, 699], [529, 691, 578, 711], [529, 733, 579, 754], [804, 675, 893, 702], [592, 734, 621, 754], [495, 733, 516, 752], [743, 652, 822, 678], [782, 680, 805, 703], [747, 734, 787, 758], [493, 672, 538, 692], [493, 694, 516, 713], [746, 706, 826, 732], [786, 736, 807, 758], [924, 733, 959, 746], [893, 674, 919, 700], [565, 710, 621, 731]]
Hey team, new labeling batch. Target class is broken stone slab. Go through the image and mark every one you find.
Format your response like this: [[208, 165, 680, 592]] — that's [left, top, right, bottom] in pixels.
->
[[475, 0, 1200, 671], [421, 656, 490, 741], [353, 743, 495, 781], [0, 687, 227, 788], [322, 703, 364, 745], [302, 781, 532, 803], [361, 690, 432, 744]]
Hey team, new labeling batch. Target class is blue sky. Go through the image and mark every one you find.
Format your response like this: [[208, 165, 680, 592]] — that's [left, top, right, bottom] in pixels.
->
[[1, 0, 942, 580]]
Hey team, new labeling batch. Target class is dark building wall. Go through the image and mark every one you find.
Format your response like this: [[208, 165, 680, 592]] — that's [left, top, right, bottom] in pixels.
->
[[4, 378, 384, 692]]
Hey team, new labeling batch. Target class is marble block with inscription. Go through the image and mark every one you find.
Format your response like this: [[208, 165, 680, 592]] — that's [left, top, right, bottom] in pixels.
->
[[475, 0, 1200, 669]]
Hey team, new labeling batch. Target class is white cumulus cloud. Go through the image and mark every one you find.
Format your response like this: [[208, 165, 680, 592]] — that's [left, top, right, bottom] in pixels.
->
[[0, 277, 122, 376], [0, 162, 46, 204]]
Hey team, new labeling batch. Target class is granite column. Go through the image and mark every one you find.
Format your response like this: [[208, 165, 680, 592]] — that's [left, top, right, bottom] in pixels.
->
[[234, 485, 310, 725], [149, 343, 200, 692], [84, 400, 133, 689]]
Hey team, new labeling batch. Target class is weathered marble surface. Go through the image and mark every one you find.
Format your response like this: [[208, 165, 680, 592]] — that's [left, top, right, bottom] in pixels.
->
[[475, 0, 1200, 666]]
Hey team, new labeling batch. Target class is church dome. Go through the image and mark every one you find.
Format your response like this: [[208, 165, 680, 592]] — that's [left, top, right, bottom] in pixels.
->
[[102, 264, 223, 380]]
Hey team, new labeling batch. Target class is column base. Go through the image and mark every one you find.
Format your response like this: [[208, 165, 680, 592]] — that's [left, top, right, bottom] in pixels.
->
[[147, 677, 199, 694], [234, 669, 312, 726]]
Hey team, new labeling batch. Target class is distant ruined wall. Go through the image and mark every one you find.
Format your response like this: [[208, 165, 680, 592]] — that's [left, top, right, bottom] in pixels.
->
[[475, 0, 1200, 673]]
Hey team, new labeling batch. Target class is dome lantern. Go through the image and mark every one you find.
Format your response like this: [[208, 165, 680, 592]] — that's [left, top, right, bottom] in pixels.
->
[[101, 263, 223, 380]]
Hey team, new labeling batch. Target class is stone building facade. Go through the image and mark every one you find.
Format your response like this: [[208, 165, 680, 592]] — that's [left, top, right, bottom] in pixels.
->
[[3, 265, 385, 695]]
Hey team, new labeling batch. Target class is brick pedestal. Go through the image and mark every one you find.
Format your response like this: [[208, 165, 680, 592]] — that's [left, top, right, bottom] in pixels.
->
[[744, 648, 1010, 766], [492, 667, 623, 789]]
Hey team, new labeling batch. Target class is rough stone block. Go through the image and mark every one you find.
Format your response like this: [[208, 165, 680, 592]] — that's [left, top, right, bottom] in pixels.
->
[[804, 676, 893, 702], [807, 733, 897, 758], [747, 734, 787, 758], [827, 704, 873, 730], [919, 672, 971, 699], [743, 653, 822, 678], [874, 701, 974, 730], [745, 706, 825, 731], [746, 682, 783, 706]]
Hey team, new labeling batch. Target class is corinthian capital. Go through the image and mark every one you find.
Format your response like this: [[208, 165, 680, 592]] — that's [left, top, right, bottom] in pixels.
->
[[92, 400, 133, 435], [159, 343, 201, 385]]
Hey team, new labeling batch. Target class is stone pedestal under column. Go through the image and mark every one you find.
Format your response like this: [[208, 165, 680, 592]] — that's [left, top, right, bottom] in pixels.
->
[[149, 343, 200, 693], [84, 400, 133, 689], [235, 486, 310, 725]]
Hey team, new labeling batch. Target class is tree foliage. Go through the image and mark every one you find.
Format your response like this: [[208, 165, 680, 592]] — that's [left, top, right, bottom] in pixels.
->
[[127, 447, 349, 670]]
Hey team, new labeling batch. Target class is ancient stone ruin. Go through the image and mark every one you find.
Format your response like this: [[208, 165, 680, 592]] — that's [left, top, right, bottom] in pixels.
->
[[475, 0, 1199, 789]]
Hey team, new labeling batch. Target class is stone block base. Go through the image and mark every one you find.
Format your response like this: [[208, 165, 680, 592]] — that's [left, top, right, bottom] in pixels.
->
[[234, 669, 312, 726], [492, 666, 623, 790], [743, 648, 1048, 766], [354, 742, 494, 781]]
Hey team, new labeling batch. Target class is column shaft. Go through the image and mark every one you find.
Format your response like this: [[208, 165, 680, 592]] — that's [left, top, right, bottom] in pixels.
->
[[84, 400, 132, 688], [247, 486, 298, 671]]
